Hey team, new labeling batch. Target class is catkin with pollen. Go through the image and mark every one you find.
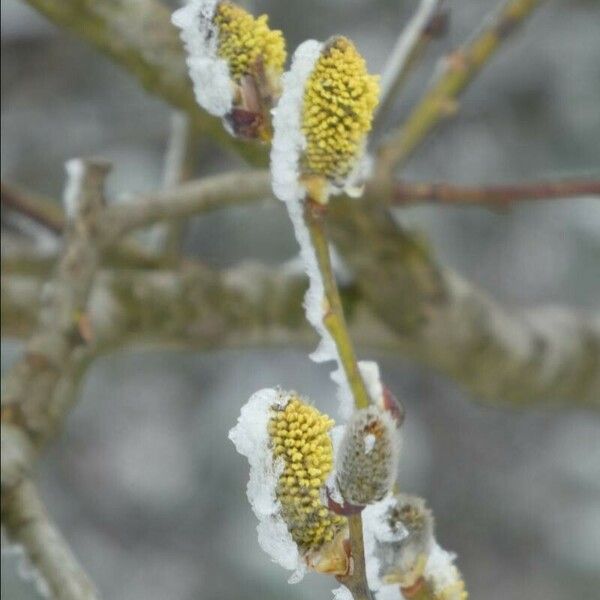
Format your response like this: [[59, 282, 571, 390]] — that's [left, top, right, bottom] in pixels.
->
[[301, 36, 379, 183], [268, 396, 346, 551], [214, 1, 286, 82]]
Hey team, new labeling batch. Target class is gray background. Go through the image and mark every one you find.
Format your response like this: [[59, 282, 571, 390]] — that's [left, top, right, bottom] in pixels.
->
[[2, 1, 599, 599]]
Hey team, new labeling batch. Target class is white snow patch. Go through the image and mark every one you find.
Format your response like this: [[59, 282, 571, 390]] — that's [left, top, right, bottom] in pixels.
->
[[324, 424, 346, 506], [332, 584, 354, 600], [424, 542, 460, 595], [172, 0, 233, 117], [228, 388, 305, 581], [63, 159, 85, 219], [358, 361, 384, 406], [271, 39, 322, 204]]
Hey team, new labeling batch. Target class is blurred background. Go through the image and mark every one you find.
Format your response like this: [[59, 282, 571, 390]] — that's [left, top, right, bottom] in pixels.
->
[[1, 0, 599, 599]]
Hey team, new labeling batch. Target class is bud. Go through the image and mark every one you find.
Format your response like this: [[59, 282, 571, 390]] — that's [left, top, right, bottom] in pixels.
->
[[335, 405, 401, 506], [173, 0, 286, 140], [271, 36, 379, 205]]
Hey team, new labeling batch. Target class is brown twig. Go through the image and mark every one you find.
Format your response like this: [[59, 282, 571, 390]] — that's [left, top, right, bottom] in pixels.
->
[[393, 178, 600, 208], [1, 182, 65, 234]]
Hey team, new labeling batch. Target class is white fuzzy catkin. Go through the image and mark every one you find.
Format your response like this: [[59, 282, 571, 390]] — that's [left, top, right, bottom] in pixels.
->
[[336, 405, 401, 505], [172, 0, 233, 117], [228, 388, 305, 582]]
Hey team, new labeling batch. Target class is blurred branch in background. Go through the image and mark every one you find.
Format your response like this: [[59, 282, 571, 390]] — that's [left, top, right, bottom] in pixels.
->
[[2, 0, 598, 594], [1, 160, 112, 598], [3, 200, 599, 411], [159, 112, 197, 260], [393, 178, 600, 208], [375, 0, 544, 179], [1, 479, 99, 600], [2, 159, 110, 483], [373, 0, 447, 131]]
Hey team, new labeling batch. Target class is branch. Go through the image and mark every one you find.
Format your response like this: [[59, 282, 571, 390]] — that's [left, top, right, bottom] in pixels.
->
[[393, 178, 600, 207], [100, 170, 271, 243], [159, 111, 196, 259], [4, 259, 598, 410], [1, 181, 170, 270], [18, 0, 598, 410], [328, 199, 600, 409], [1, 182, 65, 234], [1, 159, 110, 485], [376, 0, 544, 177], [373, 0, 446, 130], [1, 478, 99, 600]]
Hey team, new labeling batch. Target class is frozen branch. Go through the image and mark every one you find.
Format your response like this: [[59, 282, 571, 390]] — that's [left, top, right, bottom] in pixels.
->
[[100, 170, 271, 243], [1, 479, 99, 600], [15, 0, 598, 413], [1, 159, 110, 485], [3, 252, 599, 412], [393, 178, 600, 207]]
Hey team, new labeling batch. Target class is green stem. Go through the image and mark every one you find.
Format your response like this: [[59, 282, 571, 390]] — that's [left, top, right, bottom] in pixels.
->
[[304, 198, 373, 600], [304, 199, 371, 410]]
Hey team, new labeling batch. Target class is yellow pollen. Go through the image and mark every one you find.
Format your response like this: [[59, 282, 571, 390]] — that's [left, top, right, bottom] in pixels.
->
[[214, 2, 286, 83], [269, 396, 346, 551], [301, 37, 379, 183]]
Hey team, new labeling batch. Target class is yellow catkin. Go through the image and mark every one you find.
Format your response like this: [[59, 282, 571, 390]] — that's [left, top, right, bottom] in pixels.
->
[[268, 396, 346, 551], [214, 1, 286, 82], [301, 37, 379, 182]]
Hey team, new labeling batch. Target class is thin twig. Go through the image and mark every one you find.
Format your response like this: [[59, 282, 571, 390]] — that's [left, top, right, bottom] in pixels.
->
[[101, 170, 271, 243], [374, 0, 445, 130], [376, 0, 543, 178], [393, 178, 600, 207], [160, 112, 196, 259], [1, 479, 99, 600], [1, 182, 65, 234]]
